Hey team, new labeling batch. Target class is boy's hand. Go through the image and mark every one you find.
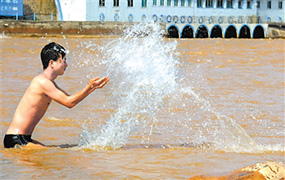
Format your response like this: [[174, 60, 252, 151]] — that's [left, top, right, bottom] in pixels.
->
[[88, 76, 110, 89]]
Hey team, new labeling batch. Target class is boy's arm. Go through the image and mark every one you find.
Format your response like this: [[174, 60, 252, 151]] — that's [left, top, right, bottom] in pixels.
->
[[40, 77, 109, 108], [54, 83, 70, 96]]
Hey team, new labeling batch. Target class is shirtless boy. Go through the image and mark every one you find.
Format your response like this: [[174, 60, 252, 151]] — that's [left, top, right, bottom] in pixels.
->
[[4, 42, 109, 148]]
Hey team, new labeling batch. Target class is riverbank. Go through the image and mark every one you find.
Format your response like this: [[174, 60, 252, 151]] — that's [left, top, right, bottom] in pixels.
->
[[1, 20, 284, 38], [0, 20, 166, 38]]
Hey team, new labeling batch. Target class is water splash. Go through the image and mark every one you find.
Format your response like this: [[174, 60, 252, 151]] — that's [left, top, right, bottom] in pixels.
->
[[76, 23, 284, 153], [180, 87, 261, 152], [79, 23, 179, 149]]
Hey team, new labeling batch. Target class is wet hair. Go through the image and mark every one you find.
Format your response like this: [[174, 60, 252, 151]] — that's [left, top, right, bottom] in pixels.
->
[[40, 42, 67, 69]]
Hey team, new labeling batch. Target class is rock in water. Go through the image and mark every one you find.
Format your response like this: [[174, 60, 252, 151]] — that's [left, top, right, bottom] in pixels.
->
[[239, 161, 285, 180], [188, 161, 285, 180]]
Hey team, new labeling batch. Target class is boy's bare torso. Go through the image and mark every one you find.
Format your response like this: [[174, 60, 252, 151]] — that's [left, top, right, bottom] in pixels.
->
[[6, 74, 53, 135]]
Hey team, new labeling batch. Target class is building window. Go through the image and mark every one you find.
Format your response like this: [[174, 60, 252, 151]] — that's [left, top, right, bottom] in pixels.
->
[[114, 0, 119, 7], [197, 0, 203, 7], [167, 0, 171, 6], [181, 0, 186, 6], [217, 0, 223, 7], [238, 0, 243, 8], [267, 0, 271, 8], [247, 0, 252, 8], [188, 0, 192, 6], [279, 1, 282, 9], [256, 0, 260, 8], [174, 0, 178, 6], [206, 0, 213, 7], [128, 0, 133, 7], [153, 0, 157, 5], [227, 0, 233, 8], [160, 0, 164, 6], [99, 0, 105, 6], [142, 0, 147, 7]]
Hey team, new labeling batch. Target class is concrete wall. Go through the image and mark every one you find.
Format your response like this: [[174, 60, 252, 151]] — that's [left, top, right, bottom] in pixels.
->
[[0, 20, 166, 37], [267, 22, 285, 38]]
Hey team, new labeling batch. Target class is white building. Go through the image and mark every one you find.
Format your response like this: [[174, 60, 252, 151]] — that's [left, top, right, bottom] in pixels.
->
[[56, 0, 284, 38], [56, 0, 284, 22]]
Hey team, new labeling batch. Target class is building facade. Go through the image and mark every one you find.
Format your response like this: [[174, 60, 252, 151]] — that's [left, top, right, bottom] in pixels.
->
[[56, 0, 284, 38], [82, 0, 284, 23], [56, 0, 284, 23]]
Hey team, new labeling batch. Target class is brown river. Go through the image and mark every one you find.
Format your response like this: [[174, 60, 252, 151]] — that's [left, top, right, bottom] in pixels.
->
[[1, 23, 284, 179]]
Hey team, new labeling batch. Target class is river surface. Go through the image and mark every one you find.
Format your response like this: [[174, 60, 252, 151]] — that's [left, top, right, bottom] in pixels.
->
[[1, 24, 284, 179]]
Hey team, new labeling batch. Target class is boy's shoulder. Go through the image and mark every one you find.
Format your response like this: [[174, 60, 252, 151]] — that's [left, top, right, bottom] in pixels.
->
[[33, 74, 51, 84], [30, 74, 52, 90]]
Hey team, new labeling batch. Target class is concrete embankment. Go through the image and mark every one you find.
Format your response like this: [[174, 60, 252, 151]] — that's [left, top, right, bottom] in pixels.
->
[[268, 22, 285, 39], [0, 20, 129, 38], [0, 20, 166, 38]]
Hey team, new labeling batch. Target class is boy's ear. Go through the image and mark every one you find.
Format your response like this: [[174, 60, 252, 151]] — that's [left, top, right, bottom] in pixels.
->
[[49, 60, 55, 68]]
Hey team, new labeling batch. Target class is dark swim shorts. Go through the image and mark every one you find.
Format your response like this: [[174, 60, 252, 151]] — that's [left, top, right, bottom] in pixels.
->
[[4, 134, 33, 148]]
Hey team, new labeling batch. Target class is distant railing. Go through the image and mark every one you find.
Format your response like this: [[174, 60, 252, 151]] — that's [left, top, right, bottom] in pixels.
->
[[94, 13, 281, 24], [3, 13, 281, 24], [163, 15, 282, 24], [1, 13, 56, 21]]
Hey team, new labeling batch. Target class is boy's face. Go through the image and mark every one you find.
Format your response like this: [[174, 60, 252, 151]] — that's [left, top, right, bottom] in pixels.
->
[[53, 54, 68, 75]]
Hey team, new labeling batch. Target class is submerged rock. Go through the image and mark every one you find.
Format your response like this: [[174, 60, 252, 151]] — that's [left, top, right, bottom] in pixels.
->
[[188, 161, 285, 180]]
